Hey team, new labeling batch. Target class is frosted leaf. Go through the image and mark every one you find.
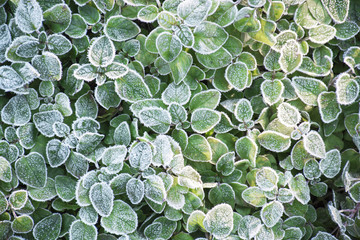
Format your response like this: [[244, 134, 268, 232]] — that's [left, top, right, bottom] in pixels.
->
[[191, 108, 221, 134], [178, 166, 202, 189], [54, 92, 73, 117], [33, 213, 62, 240], [261, 79, 284, 105], [1, 95, 31, 126], [0, 156, 12, 182], [349, 182, 360, 202], [15, 152, 47, 188], [183, 134, 212, 162], [31, 52, 62, 81], [144, 217, 177, 240], [274, 31, 297, 52], [168, 103, 187, 124], [256, 167, 279, 191], [43, 4, 71, 33], [72, 117, 100, 138], [102, 145, 126, 168], [105, 62, 128, 79], [166, 185, 186, 210], [138, 5, 159, 23], [203, 204, 233, 239], [114, 122, 131, 146], [279, 40, 302, 74], [277, 102, 301, 127], [294, 2, 318, 29], [66, 152, 89, 179], [258, 130, 291, 153], [234, 99, 253, 122], [74, 64, 97, 81], [177, 0, 212, 27], [242, 187, 266, 207], [318, 91, 341, 123], [9, 190, 27, 210], [292, 76, 328, 106], [93, 0, 115, 12], [303, 130, 326, 159], [248, 0, 266, 7], [162, 82, 191, 105], [335, 73, 359, 105], [15, 0, 43, 33], [233, 7, 260, 33], [28, 177, 57, 201], [39, 81, 55, 97], [196, 47, 232, 70], [187, 210, 206, 233], [144, 175, 166, 204], [153, 135, 174, 166], [138, 107, 172, 134], [76, 133, 104, 156], [312, 231, 338, 240], [174, 24, 194, 48], [189, 89, 221, 110], [335, 21, 359, 40], [193, 21, 228, 54], [11, 215, 34, 234], [264, 50, 281, 71], [105, 16, 140, 42], [319, 149, 341, 178], [69, 220, 97, 240], [75, 91, 98, 119], [216, 152, 235, 176], [46, 139, 70, 167], [115, 69, 151, 102], [278, 188, 294, 203], [303, 159, 321, 180], [321, 0, 349, 23], [0, 65, 27, 91], [225, 62, 249, 91], [235, 136, 258, 167], [17, 122, 37, 149], [156, 32, 182, 63], [289, 173, 310, 204], [157, 11, 177, 30], [129, 142, 152, 171], [309, 24, 336, 44], [0, 24, 11, 63], [126, 178, 144, 205], [88, 36, 115, 67], [79, 205, 98, 225], [47, 34, 72, 55], [260, 201, 284, 228], [291, 140, 312, 170], [89, 182, 114, 217], [238, 216, 262, 240], [95, 81, 121, 110], [169, 51, 193, 84], [55, 175, 77, 202]]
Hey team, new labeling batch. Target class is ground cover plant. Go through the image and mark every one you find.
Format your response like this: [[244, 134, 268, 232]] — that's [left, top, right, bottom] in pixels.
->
[[0, 0, 360, 239]]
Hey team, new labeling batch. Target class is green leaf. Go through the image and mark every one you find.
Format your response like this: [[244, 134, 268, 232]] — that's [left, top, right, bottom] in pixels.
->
[[15, 0, 43, 33], [126, 178, 144, 204], [76, 132, 104, 156], [349, 181, 360, 202], [303, 159, 321, 180], [88, 35, 115, 67], [277, 102, 301, 127], [319, 149, 341, 178], [208, 183, 235, 208], [258, 130, 291, 153], [260, 201, 284, 228], [183, 134, 212, 162], [303, 130, 326, 159], [193, 21, 228, 54], [321, 0, 349, 23], [162, 82, 191, 106], [144, 175, 166, 204], [233, 7, 260, 33], [261, 80, 284, 105], [309, 24, 336, 44], [318, 91, 342, 123], [33, 213, 62, 240], [115, 69, 151, 102], [138, 107, 172, 134], [335, 73, 359, 105], [55, 175, 77, 202], [28, 177, 57, 201], [178, 166, 202, 189], [43, 4, 72, 33], [95, 81, 121, 110], [46, 139, 70, 168], [187, 210, 205, 233], [75, 91, 98, 119], [90, 182, 114, 217], [157, 11, 177, 29], [129, 142, 152, 170], [235, 136, 258, 167], [169, 51, 193, 84], [174, 24, 194, 48], [113, 122, 131, 146], [138, 5, 159, 22], [15, 152, 47, 188], [9, 190, 27, 210], [289, 174, 310, 204], [225, 62, 249, 91], [248, 18, 276, 46], [203, 204, 233, 239], [242, 186, 266, 207], [196, 47, 232, 69], [292, 76, 328, 106], [47, 34, 72, 55], [105, 16, 140, 42], [156, 32, 182, 63], [12, 215, 34, 233], [307, 0, 331, 24], [65, 14, 87, 39], [0, 156, 12, 182], [234, 99, 253, 122], [1, 95, 31, 126], [177, 0, 212, 27], [191, 108, 220, 133], [216, 152, 235, 176], [335, 21, 359, 40], [312, 231, 338, 240], [31, 52, 62, 81], [267, 1, 285, 21], [0, 64, 37, 91], [256, 167, 278, 191], [69, 220, 97, 240], [238, 216, 262, 240], [279, 39, 302, 74]]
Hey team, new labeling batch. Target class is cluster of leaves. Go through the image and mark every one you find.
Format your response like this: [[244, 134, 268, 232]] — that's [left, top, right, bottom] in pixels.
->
[[0, 0, 360, 239]]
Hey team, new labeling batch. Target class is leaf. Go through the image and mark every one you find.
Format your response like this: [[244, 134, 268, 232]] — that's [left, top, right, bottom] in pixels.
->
[[261, 79, 284, 105], [11, 215, 34, 233], [321, 0, 349, 23], [9, 190, 28, 210], [203, 204, 233, 239], [260, 201, 284, 228], [312, 231, 338, 240], [248, 18, 276, 46], [95, 81, 121, 110], [335, 73, 359, 105], [178, 166, 202, 189], [216, 152, 235, 176], [88, 35, 115, 67], [15, 152, 47, 188], [292, 76, 328, 106], [233, 7, 260, 33], [69, 220, 97, 240], [196, 47, 232, 69], [183, 134, 212, 162], [126, 178, 144, 204], [113, 122, 131, 146], [303, 159, 321, 180], [235, 136, 258, 167], [65, 14, 87, 39], [349, 181, 360, 202], [319, 149, 341, 178], [76, 133, 104, 156], [242, 187, 266, 207], [193, 21, 228, 54], [234, 99, 253, 122], [238, 216, 262, 240], [144, 175, 166, 204], [153, 135, 174, 166], [277, 102, 301, 127], [289, 174, 310, 204], [138, 5, 159, 22], [105, 16, 140, 42], [139, 107, 172, 134], [309, 24, 336, 44], [90, 182, 114, 217], [43, 4, 72, 33], [303, 130, 326, 159], [129, 142, 152, 171], [79, 206, 98, 225], [187, 210, 205, 233], [28, 177, 57, 201], [157, 11, 178, 29], [115, 69, 151, 102], [32, 52, 62, 81], [174, 24, 194, 48], [335, 21, 360, 40], [55, 175, 77, 202], [156, 32, 182, 63], [1, 95, 31, 126], [191, 108, 220, 134], [256, 167, 278, 191], [169, 51, 193, 84], [279, 40, 303, 74], [46, 139, 70, 168], [162, 82, 191, 105], [177, 0, 212, 27], [258, 130, 291, 153], [208, 183, 235, 208], [0, 156, 11, 182], [189, 89, 221, 110], [33, 213, 62, 240], [15, 0, 43, 33], [47, 34, 72, 55], [225, 62, 249, 91], [317, 91, 342, 123]]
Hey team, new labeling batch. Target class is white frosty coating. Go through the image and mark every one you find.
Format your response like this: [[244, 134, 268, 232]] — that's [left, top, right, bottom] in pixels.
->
[[303, 130, 326, 159], [186, 210, 206, 233], [261, 79, 284, 105], [88, 35, 115, 68], [162, 82, 191, 105], [152, 135, 174, 167], [94, 81, 121, 110], [241, 186, 266, 207], [139, 107, 172, 134], [47, 34, 72, 55], [89, 182, 114, 217], [54, 175, 76, 202], [168, 103, 187, 124], [113, 122, 131, 146], [178, 165, 202, 189], [174, 24, 194, 48], [258, 130, 291, 153], [144, 175, 167, 204], [137, 5, 158, 23], [216, 151, 235, 176], [193, 21, 229, 55], [277, 102, 301, 127], [303, 159, 321, 180], [183, 134, 212, 162], [335, 73, 359, 105], [0, 24, 11, 63], [105, 16, 141, 42], [289, 173, 310, 204], [33, 213, 62, 240], [72, 117, 100, 138], [75, 91, 99, 119], [74, 64, 97, 81], [260, 200, 284, 228], [203, 203, 233, 239], [9, 189, 28, 210], [15, 0, 43, 33], [248, 0, 266, 8], [237, 52, 257, 71], [191, 108, 221, 134], [318, 92, 342, 123], [235, 136, 258, 167], [126, 178, 145, 205], [321, 0, 349, 24], [156, 32, 182, 63], [177, 0, 212, 27], [55, 92, 73, 116], [0, 156, 12, 182], [309, 24, 336, 44], [278, 188, 294, 203], [76, 132, 104, 155], [129, 142, 152, 171], [292, 76, 328, 106], [189, 89, 221, 110], [105, 62, 129, 79], [279, 39, 302, 74], [1, 95, 31, 126], [69, 220, 97, 240], [272, 30, 297, 52], [335, 21, 360, 40], [234, 98, 253, 122], [319, 149, 341, 178], [169, 51, 193, 84], [256, 167, 279, 191], [33, 110, 64, 138], [238, 215, 262, 239], [166, 185, 186, 210], [79, 206, 98, 225], [31, 52, 62, 81], [0, 66, 25, 91], [102, 145, 127, 166], [225, 62, 249, 91], [46, 139, 70, 168]]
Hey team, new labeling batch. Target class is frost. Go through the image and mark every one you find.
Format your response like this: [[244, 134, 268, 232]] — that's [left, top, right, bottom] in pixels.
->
[[187, 210, 205, 233], [102, 145, 127, 167], [319, 149, 341, 178], [318, 91, 342, 123], [0, 156, 12, 182], [260, 201, 284, 228], [55, 175, 76, 202], [277, 102, 301, 127], [33, 213, 62, 240], [292, 76, 328, 106], [126, 178, 145, 204], [289, 173, 310, 204], [261, 79, 284, 105], [157, 11, 177, 30], [191, 108, 221, 134], [248, 0, 266, 8], [105, 16, 140, 42], [28, 177, 57, 202], [189, 89, 221, 110], [43, 4, 72, 33], [234, 99, 253, 122], [168, 103, 187, 124], [69, 220, 97, 240], [15, 0, 43, 33], [183, 134, 212, 162], [256, 167, 279, 191], [88, 36, 115, 67], [9, 190, 28, 210], [177, 0, 212, 27], [225, 62, 249, 91], [129, 142, 152, 171], [278, 188, 294, 203], [303, 130, 326, 159], [1, 95, 31, 126], [335, 73, 359, 105], [242, 187, 266, 207], [303, 159, 321, 180], [174, 24, 194, 48], [31, 52, 62, 81], [74, 64, 97, 81], [238, 216, 262, 240], [95, 81, 121, 110], [169, 51, 193, 84], [203, 204, 233, 239], [156, 32, 182, 63], [15, 152, 47, 188], [65, 151, 89, 179], [113, 122, 131, 146], [105, 62, 128, 79], [0, 65, 34, 91], [75, 91, 99, 119], [76, 132, 104, 156], [279, 39, 302, 74], [258, 130, 291, 153], [11, 215, 34, 233], [46, 139, 70, 167], [335, 21, 360, 40], [162, 82, 191, 105], [47, 34, 72, 55], [235, 136, 258, 167], [152, 135, 174, 166], [0, 24, 11, 63], [79, 206, 98, 225], [216, 152, 235, 176], [89, 182, 114, 217], [178, 166, 202, 189], [193, 21, 228, 54], [321, 0, 349, 23], [309, 24, 336, 44], [138, 5, 159, 23], [72, 117, 100, 138], [138, 107, 172, 134]]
